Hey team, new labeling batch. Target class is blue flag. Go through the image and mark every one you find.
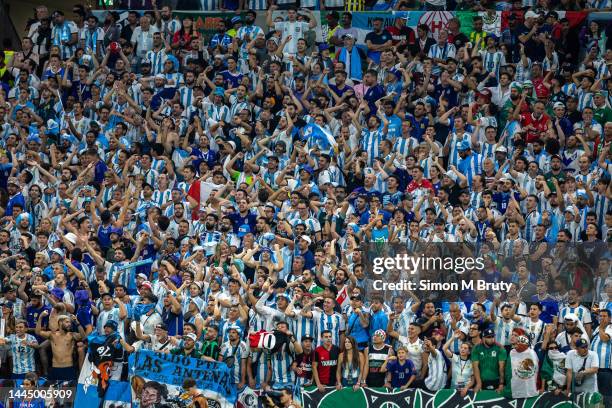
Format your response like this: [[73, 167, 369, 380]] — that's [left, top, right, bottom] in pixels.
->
[[302, 123, 337, 154]]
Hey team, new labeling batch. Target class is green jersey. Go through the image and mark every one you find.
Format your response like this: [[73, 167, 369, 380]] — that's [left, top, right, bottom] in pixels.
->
[[471, 343, 507, 381]]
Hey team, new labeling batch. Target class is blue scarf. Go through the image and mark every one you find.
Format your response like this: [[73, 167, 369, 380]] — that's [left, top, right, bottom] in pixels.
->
[[133, 303, 156, 321], [338, 47, 362, 81]]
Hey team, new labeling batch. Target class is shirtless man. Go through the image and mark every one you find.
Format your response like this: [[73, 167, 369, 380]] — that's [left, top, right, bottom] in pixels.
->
[[35, 312, 85, 381]]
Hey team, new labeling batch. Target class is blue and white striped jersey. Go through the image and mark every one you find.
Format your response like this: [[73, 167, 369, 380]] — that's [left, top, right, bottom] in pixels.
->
[[270, 346, 296, 384], [219, 340, 249, 384], [589, 323, 612, 369], [52, 21, 78, 59], [559, 305, 592, 326], [6, 334, 38, 374], [312, 310, 345, 347]]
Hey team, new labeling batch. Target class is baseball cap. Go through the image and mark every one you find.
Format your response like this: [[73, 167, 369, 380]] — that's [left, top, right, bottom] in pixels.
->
[[524, 10, 540, 19], [50, 287, 64, 299], [109, 227, 123, 236], [458, 140, 471, 151], [104, 320, 118, 330], [495, 146, 508, 153], [300, 235, 312, 245], [185, 333, 197, 342], [7, 177, 18, 186], [576, 338, 589, 348], [155, 323, 168, 331], [350, 294, 363, 301], [477, 88, 492, 101], [301, 165, 314, 175], [302, 335, 314, 341], [137, 273, 148, 280], [553, 102, 565, 109], [483, 328, 495, 337], [342, 33, 354, 40]]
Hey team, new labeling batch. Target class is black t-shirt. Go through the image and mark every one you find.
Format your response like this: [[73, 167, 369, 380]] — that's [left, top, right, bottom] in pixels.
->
[[295, 349, 315, 380], [365, 29, 392, 47]]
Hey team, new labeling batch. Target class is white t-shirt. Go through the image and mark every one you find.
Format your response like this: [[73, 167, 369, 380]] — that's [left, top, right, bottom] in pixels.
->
[[398, 336, 424, 375], [565, 350, 599, 393], [274, 21, 309, 55], [509, 348, 539, 398], [131, 25, 160, 58]]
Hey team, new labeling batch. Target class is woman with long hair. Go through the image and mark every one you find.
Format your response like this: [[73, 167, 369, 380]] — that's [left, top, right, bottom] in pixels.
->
[[172, 16, 200, 51], [443, 331, 474, 396], [336, 336, 364, 390]]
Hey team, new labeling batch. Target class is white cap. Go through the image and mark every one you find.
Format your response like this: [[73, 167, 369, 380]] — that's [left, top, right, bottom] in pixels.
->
[[524, 10, 540, 19], [300, 235, 312, 245], [64, 232, 77, 245], [185, 333, 198, 342], [495, 146, 508, 153], [553, 102, 565, 109]]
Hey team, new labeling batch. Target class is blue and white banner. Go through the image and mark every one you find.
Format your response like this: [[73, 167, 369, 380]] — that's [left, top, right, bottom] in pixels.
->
[[302, 123, 337, 154], [128, 349, 237, 408]]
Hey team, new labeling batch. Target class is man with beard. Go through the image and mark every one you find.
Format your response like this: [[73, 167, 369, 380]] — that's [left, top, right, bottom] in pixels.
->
[[500, 82, 529, 132], [565, 338, 599, 394], [219, 326, 248, 389], [35, 313, 85, 380], [170, 332, 201, 358], [516, 100, 552, 144], [155, 5, 181, 44], [472, 328, 507, 393], [194, 212, 221, 248], [236, 11, 263, 59], [200, 325, 220, 362], [167, 203, 187, 239], [556, 313, 590, 351]]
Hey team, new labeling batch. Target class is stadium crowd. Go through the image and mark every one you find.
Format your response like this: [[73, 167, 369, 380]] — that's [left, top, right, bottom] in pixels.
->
[[0, 1, 611, 408]]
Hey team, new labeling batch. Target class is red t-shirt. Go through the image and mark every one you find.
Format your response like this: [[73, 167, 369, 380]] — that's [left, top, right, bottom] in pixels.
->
[[533, 77, 549, 99], [314, 345, 340, 386], [520, 112, 550, 143]]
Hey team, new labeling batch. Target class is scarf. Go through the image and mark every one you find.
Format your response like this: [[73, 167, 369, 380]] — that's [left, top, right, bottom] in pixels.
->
[[338, 47, 363, 81]]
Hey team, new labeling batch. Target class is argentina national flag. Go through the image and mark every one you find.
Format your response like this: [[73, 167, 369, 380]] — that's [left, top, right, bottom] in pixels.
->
[[302, 123, 337, 155]]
